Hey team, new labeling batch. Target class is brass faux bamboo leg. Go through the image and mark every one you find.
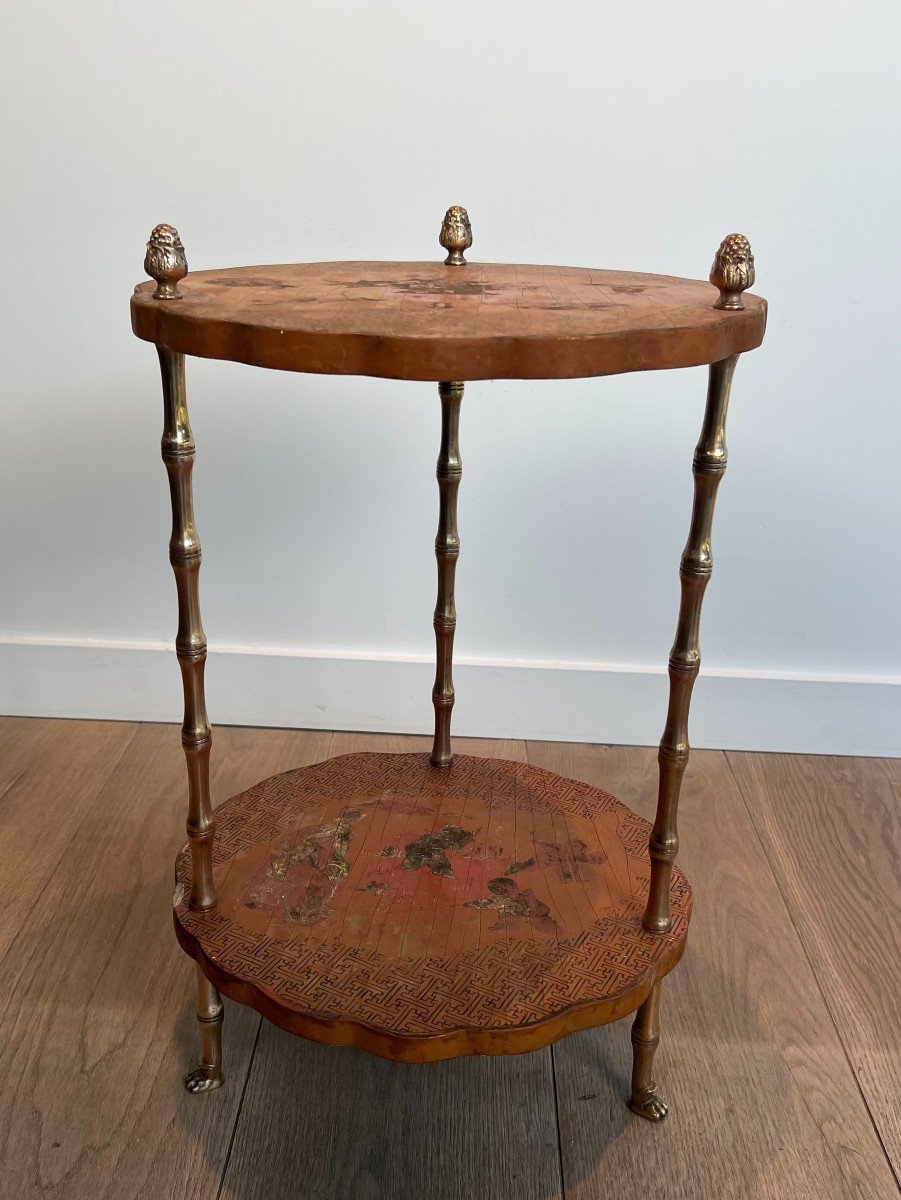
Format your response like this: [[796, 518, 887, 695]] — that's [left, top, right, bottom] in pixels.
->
[[158, 346, 216, 912], [185, 963, 224, 1093], [643, 354, 739, 933], [431, 381, 463, 768], [628, 980, 667, 1120]]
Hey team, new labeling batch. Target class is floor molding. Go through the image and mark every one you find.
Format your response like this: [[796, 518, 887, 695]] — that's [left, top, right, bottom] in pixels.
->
[[1, 635, 898, 756]]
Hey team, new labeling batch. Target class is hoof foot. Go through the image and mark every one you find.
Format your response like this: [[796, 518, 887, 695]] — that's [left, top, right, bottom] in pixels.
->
[[628, 1088, 668, 1122], [184, 1066, 223, 1094]]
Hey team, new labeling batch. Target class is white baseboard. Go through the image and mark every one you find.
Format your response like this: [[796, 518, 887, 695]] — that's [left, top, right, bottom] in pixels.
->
[[0, 636, 898, 757]]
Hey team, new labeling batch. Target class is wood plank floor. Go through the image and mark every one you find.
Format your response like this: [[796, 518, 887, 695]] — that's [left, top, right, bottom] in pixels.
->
[[0, 716, 897, 1199]]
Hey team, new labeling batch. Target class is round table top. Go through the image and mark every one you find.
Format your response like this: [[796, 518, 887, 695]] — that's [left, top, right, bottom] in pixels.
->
[[132, 261, 766, 381], [174, 752, 691, 1061]]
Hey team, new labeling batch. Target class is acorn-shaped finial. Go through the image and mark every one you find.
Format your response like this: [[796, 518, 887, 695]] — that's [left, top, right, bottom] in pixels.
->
[[439, 206, 472, 266], [710, 233, 755, 310], [144, 224, 187, 299]]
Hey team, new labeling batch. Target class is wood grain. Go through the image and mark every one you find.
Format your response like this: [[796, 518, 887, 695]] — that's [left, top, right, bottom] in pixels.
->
[[525, 741, 900, 1200], [727, 751, 901, 1182], [130, 262, 767, 381], [0, 721, 331, 1200], [220, 1024, 563, 1200], [0, 720, 896, 1200], [0, 716, 136, 962]]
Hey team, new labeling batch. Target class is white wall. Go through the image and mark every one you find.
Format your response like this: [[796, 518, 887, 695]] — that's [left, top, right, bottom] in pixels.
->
[[1, 1, 899, 755]]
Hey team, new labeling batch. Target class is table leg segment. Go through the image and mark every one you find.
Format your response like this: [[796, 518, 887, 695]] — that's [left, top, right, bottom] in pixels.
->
[[644, 354, 739, 933], [158, 346, 216, 912], [431, 381, 463, 768]]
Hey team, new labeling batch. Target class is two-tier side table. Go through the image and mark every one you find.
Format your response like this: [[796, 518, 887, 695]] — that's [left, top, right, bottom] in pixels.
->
[[131, 209, 766, 1121]]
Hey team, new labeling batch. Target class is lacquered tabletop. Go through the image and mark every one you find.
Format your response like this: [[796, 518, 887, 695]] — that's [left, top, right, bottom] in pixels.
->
[[131, 260, 767, 381]]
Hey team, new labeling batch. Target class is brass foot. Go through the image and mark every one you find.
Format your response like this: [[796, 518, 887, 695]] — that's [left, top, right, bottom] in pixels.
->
[[184, 1064, 223, 1094], [628, 1086, 668, 1122], [186, 963, 224, 1095], [629, 980, 666, 1123]]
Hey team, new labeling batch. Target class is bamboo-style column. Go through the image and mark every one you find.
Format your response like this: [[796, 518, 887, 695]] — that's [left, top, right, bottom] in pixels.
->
[[158, 344, 216, 912], [145, 224, 215, 912], [643, 234, 755, 934], [146, 225, 223, 1095], [642, 352, 739, 932], [431, 380, 463, 767]]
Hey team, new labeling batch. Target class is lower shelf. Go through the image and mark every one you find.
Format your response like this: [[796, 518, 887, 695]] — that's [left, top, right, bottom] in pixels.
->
[[174, 752, 691, 1062]]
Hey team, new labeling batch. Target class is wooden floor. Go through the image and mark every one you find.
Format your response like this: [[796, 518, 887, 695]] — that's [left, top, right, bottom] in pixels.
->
[[0, 717, 898, 1200]]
